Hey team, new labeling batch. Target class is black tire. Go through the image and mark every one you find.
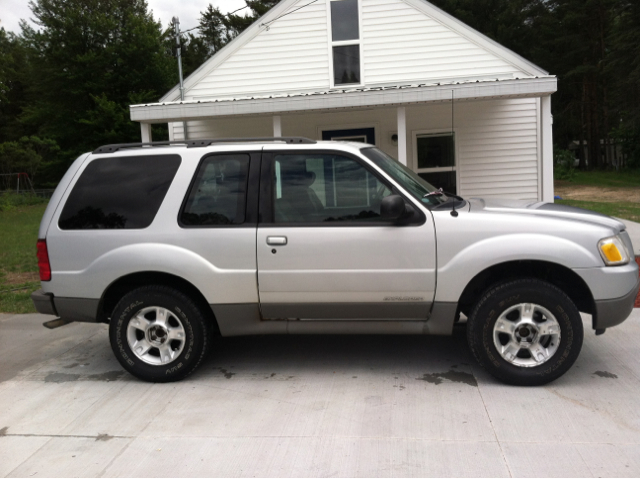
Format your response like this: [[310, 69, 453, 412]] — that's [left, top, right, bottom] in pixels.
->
[[467, 278, 584, 386], [109, 285, 211, 382]]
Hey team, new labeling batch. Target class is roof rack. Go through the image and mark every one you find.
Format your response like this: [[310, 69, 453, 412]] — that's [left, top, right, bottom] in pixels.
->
[[93, 137, 316, 154]]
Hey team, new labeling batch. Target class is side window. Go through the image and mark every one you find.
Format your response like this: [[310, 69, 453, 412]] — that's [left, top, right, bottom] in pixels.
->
[[58, 155, 181, 230], [180, 154, 250, 226], [273, 154, 392, 224]]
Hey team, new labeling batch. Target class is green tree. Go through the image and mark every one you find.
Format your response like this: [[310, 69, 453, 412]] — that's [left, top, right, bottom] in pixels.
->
[[196, 0, 279, 62], [20, 0, 175, 166], [0, 136, 58, 188], [428, 0, 624, 170], [0, 28, 31, 142], [177, 33, 211, 78], [607, 0, 640, 167]]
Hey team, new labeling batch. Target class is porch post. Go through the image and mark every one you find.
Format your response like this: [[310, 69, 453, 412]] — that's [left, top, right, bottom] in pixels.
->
[[273, 115, 282, 137], [397, 106, 407, 166], [140, 123, 152, 143], [541, 95, 554, 202]]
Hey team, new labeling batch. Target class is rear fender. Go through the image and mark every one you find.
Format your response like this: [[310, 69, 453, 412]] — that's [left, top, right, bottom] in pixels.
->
[[48, 243, 258, 305]]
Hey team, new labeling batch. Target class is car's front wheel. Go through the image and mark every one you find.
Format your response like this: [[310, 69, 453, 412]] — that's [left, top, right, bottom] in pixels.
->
[[109, 285, 211, 382], [467, 278, 584, 386]]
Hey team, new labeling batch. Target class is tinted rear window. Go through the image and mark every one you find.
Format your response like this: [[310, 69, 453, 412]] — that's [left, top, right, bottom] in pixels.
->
[[59, 155, 181, 230]]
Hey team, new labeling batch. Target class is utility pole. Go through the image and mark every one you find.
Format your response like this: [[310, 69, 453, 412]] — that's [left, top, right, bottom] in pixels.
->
[[172, 16, 189, 140]]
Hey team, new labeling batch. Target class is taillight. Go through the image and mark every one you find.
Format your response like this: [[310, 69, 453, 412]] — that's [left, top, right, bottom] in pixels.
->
[[37, 239, 51, 281]]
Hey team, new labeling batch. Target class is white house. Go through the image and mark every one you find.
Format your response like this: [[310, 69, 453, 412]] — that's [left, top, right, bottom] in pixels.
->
[[130, 0, 556, 200]]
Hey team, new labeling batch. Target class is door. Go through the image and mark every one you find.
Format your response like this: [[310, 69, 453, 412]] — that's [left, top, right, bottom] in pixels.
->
[[322, 127, 375, 144], [414, 132, 457, 193], [256, 150, 437, 320]]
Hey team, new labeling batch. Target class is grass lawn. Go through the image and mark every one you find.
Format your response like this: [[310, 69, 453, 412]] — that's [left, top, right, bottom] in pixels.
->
[[555, 199, 640, 222], [0, 202, 48, 313], [565, 169, 640, 188], [555, 169, 640, 222]]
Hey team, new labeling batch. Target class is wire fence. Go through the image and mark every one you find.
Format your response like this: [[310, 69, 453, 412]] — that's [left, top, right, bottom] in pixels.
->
[[0, 188, 55, 199]]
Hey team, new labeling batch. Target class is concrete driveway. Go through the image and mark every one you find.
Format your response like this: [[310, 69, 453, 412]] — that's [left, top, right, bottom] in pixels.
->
[[1, 311, 639, 477]]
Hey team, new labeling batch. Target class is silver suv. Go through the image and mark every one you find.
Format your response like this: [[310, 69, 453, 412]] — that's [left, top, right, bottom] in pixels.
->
[[31, 138, 639, 385]]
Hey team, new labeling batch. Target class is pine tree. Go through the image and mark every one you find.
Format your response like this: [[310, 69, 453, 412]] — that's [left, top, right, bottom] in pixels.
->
[[20, 0, 175, 165]]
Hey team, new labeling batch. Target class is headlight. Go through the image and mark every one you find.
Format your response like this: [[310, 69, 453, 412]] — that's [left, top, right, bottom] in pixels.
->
[[598, 235, 630, 266]]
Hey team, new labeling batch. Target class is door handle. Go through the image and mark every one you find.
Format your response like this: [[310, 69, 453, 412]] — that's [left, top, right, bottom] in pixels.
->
[[266, 236, 288, 246]]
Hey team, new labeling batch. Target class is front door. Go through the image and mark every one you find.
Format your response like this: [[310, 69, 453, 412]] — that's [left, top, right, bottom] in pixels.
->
[[256, 150, 436, 320], [322, 127, 375, 145]]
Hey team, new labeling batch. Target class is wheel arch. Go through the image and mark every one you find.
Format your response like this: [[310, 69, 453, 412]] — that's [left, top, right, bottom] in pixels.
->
[[457, 260, 595, 318], [98, 271, 219, 334]]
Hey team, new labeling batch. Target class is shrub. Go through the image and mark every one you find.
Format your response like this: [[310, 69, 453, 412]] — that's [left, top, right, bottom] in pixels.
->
[[554, 149, 576, 181], [0, 191, 48, 212]]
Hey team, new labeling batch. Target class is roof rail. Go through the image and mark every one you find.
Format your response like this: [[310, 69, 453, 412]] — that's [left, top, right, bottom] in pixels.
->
[[93, 137, 316, 154]]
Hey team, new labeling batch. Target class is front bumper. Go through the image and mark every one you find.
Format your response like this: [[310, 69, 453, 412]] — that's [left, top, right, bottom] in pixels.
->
[[593, 276, 640, 330]]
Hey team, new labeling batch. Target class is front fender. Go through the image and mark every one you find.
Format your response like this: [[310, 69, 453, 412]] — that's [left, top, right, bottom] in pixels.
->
[[434, 233, 601, 303]]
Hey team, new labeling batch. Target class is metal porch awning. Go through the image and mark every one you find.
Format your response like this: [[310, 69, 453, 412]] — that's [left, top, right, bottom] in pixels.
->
[[130, 76, 557, 124]]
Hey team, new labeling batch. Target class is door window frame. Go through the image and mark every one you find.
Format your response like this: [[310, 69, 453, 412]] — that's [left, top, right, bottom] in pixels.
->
[[258, 149, 425, 227]]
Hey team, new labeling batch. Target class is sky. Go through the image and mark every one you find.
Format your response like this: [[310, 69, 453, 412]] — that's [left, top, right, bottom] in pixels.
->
[[0, 0, 247, 34]]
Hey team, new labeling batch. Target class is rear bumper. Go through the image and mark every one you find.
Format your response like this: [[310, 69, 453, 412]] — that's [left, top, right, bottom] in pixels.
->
[[31, 289, 57, 316], [593, 276, 639, 330], [31, 289, 100, 322]]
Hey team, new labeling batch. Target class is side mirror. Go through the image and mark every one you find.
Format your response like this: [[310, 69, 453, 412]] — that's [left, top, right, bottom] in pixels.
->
[[380, 194, 407, 220]]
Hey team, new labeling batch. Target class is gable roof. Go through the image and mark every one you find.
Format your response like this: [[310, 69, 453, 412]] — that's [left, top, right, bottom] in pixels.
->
[[160, 0, 548, 103]]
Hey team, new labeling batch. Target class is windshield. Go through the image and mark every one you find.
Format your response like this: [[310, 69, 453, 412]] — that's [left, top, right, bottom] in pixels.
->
[[360, 147, 449, 206]]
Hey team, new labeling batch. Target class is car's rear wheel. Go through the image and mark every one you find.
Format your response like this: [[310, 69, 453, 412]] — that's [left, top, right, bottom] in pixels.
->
[[109, 285, 211, 382], [467, 278, 584, 386]]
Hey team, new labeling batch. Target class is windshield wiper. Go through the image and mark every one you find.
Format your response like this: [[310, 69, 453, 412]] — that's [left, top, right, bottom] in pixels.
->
[[424, 188, 464, 201], [425, 189, 465, 217], [424, 188, 444, 198]]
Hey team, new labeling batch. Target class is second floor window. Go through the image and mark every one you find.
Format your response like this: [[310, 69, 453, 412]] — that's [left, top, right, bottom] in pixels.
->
[[330, 0, 361, 86]]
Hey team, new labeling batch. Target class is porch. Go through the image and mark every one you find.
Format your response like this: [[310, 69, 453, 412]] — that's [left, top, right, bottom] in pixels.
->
[[130, 77, 555, 201]]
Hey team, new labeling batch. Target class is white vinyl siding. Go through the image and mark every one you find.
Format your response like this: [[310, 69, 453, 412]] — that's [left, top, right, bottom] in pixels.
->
[[456, 98, 539, 200], [361, 0, 522, 85], [170, 117, 273, 140], [187, 0, 330, 100]]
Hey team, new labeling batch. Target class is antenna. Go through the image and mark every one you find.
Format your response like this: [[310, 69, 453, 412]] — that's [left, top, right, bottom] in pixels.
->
[[450, 90, 458, 217], [172, 17, 189, 140]]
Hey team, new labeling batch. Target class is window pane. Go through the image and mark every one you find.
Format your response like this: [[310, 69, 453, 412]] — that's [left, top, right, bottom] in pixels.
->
[[180, 154, 250, 226], [417, 135, 454, 169], [59, 155, 181, 230], [419, 171, 457, 194], [333, 45, 360, 85], [273, 154, 391, 223], [331, 0, 359, 41]]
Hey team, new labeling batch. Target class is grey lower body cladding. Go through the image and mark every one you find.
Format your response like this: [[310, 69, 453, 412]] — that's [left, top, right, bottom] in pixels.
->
[[211, 302, 457, 336], [31, 290, 458, 335]]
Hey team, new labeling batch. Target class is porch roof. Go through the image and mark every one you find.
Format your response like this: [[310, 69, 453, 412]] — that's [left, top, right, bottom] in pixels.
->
[[130, 76, 557, 124]]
